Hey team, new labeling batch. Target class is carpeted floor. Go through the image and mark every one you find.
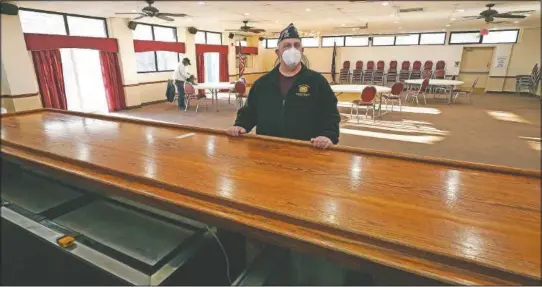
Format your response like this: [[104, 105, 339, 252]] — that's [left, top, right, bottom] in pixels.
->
[[115, 92, 541, 170]]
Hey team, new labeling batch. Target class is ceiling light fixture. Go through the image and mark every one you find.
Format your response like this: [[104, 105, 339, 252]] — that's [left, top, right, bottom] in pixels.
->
[[398, 27, 402, 29], [456, 9, 464, 12], [341, 24, 346, 27], [446, 24, 451, 27], [381, 1, 389, 6], [442, 29, 446, 31], [451, 17, 456, 21], [306, 8, 311, 12], [514, 20, 519, 24], [243, 12, 250, 16], [131, 10, 137, 12], [198, 1, 205, 4], [393, 21, 399, 24], [389, 13, 394, 17]]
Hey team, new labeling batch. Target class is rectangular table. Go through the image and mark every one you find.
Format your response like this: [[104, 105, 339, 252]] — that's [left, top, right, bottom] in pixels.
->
[[1, 109, 540, 285]]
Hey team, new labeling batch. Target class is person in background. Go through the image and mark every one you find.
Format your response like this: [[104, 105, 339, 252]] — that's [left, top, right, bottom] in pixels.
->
[[227, 23, 340, 149], [172, 57, 192, 109]]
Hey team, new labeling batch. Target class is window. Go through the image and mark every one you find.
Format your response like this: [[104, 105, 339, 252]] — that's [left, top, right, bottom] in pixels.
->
[[449, 31, 481, 44], [301, 37, 319, 48], [19, 8, 107, 37], [236, 40, 248, 47], [482, 29, 519, 44], [266, 38, 279, 49], [372, 35, 395, 46], [260, 39, 266, 48], [345, 36, 369, 47], [195, 31, 222, 45], [395, 34, 419, 46], [321, 36, 344, 47], [153, 26, 177, 42], [133, 24, 180, 73], [420, 32, 446, 45]]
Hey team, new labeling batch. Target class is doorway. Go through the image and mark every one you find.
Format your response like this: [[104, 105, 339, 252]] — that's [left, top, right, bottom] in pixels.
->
[[459, 47, 494, 91], [60, 48, 109, 113], [203, 52, 220, 83]]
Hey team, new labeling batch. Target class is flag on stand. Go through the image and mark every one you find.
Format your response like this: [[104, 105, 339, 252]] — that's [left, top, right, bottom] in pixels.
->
[[331, 41, 337, 84], [238, 42, 245, 79]]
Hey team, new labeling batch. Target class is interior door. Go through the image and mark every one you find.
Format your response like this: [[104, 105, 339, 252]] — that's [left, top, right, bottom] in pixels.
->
[[459, 47, 494, 90]]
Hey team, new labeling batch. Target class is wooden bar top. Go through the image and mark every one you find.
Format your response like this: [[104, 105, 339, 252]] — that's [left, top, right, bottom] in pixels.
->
[[1, 109, 540, 285]]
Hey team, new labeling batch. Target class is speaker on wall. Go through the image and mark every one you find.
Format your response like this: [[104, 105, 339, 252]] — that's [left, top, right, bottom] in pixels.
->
[[228, 33, 234, 39], [1, 3, 19, 15], [187, 27, 198, 34], [127, 21, 138, 30], [258, 37, 264, 41]]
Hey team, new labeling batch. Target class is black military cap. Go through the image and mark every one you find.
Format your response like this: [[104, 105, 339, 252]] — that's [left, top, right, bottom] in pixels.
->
[[278, 23, 300, 43]]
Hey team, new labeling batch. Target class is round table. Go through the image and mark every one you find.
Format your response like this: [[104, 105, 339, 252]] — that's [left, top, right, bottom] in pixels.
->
[[330, 84, 392, 119], [193, 82, 235, 112], [404, 79, 464, 103]]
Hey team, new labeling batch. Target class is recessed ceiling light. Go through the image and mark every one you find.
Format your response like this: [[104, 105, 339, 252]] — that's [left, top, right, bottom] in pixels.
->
[[275, 20, 279, 23], [243, 12, 249, 16], [514, 20, 519, 23], [456, 9, 464, 12], [306, 8, 311, 12], [398, 27, 402, 29], [451, 17, 456, 21], [131, 10, 137, 12], [446, 24, 451, 27], [352, 28, 359, 31], [393, 21, 399, 24], [381, 1, 389, 6], [442, 28, 446, 31], [186, 18, 192, 22], [198, 1, 205, 4], [389, 13, 394, 17], [341, 24, 346, 27]]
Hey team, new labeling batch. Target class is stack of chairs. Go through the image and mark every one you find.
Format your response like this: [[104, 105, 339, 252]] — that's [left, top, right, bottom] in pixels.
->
[[373, 61, 385, 85], [399, 61, 411, 82], [516, 63, 541, 96], [363, 61, 375, 84], [339, 61, 351, 84], [410, 61, 422, 80], [435, 60, 445, 72], [386, 60, 398, 86], [351, 61, 363, 84]]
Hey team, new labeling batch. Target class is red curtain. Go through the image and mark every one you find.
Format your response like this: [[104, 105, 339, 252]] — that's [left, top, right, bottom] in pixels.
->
[[31, 50, 67, 110], [133, 40, 185, 53], [25, 33, 118, 52], [196, 53, 205, 96], [219, 52, 229, 92], [99, 51, 126, 112]]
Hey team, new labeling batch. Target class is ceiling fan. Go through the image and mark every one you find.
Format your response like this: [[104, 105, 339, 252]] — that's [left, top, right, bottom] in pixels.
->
[[333, 23, 369, 30], [225, 21, 266, 34], [115, 0, 188, 22], [461, 3, 534, 23]]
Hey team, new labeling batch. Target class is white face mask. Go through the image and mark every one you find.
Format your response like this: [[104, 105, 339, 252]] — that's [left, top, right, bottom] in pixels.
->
[[281, 47, 302, 68]]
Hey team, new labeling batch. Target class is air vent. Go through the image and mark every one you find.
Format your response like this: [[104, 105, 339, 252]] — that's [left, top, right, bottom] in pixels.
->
[[399, 7, 424, 13]]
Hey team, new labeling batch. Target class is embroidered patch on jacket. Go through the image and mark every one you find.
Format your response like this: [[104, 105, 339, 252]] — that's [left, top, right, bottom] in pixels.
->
[[296, 84, 310, 97]]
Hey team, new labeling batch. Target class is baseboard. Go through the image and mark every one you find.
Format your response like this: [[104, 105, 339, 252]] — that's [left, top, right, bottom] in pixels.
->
[[142, 99, 168, 106], [485, 90, 540, 96]]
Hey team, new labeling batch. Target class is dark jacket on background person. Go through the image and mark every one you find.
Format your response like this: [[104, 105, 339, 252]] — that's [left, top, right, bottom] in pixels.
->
[[165, 80, 176, 102], [234, 64, 340, 144]]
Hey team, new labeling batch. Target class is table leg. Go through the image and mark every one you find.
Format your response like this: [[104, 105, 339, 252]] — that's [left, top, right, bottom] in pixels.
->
[[214, 90, 219, 112]]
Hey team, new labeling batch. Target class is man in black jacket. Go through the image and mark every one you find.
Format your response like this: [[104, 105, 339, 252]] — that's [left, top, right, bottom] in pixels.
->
[[227, 23, 340, 149]]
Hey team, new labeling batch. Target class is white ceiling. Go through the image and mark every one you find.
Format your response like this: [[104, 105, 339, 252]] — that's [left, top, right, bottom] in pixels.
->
[[11, 1, 542, 36]]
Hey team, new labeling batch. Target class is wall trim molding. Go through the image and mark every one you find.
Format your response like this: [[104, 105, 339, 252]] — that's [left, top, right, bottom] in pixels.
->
[[123, 99, 169, 110], [123, 80, 168, 88], [0, 92, 39, 99], [229, 72, 268, 77]]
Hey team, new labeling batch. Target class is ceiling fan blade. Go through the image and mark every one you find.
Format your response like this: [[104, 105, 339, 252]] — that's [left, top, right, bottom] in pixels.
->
[[249, 28, 265, 33], [157, 12, 188, 17], [462, 15, 483, 19], [115, 12, 144, 15], [133, 15, 146, 20], [155, 14, 174, 21], [494, 13, 526, 19], [224, 29, 242, 31], [507, 10, 535, 14]]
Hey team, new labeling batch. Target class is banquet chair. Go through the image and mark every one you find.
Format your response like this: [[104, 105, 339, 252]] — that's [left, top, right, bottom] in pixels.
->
[[233, 80, 248, 108], [351, 61, 363, 84], [405, 78, 429, 105], [398, 61, 411, 83], [228, 77, 247, 104], [423, 60, 433, 72], [383, 82, 404, 112], [373, 61, 385, 85], [435, 60, 445, 71], [386, 60, 398, 86], [339, 61, 351, 84], [184, 82, 208, 112], [363, 61, 375, 84], [410, 61, 422, 80], [432, 69, 449, 96], [351, 86, 377, 122], [515, 64, 540, 96], [452, 78, 478, 104]]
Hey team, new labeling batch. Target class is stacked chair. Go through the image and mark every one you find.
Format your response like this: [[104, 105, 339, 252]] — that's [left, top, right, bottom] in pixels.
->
[[373, 61, 385, 85], [351, 61, 363, 84], [398, 61, 411, 83], [410, 61, 422, 80], [515, 63, 541, 96], [339, 61, 351, 84], [386, 60, 398, 86], [363, 61, 375, 84]]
